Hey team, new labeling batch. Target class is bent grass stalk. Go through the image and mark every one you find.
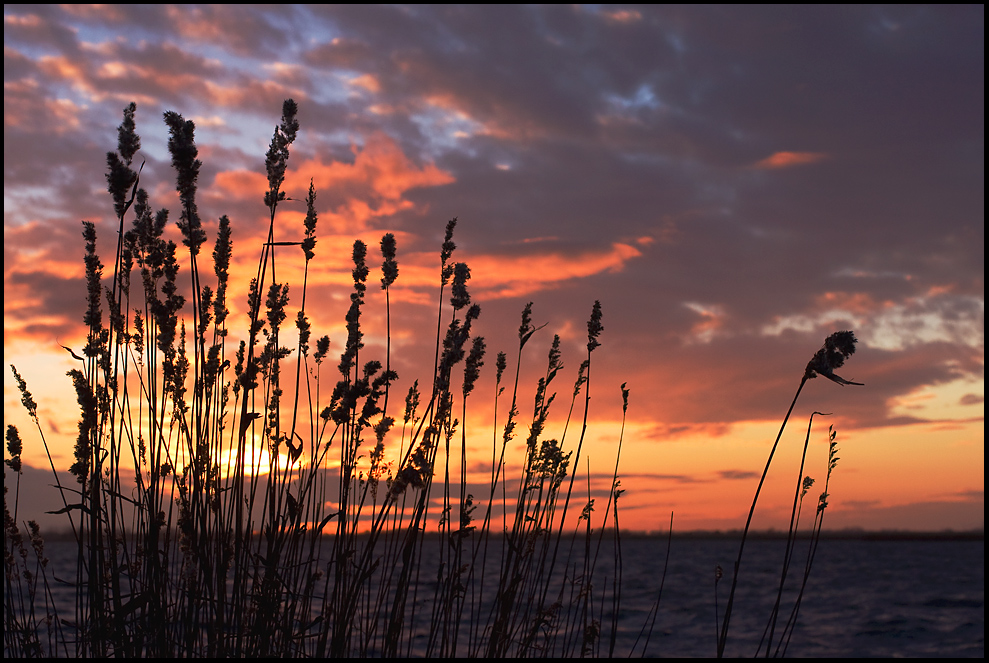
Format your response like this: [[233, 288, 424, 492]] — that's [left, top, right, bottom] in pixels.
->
[[756, 410, 828, 656], [716, 332, 861, 658]]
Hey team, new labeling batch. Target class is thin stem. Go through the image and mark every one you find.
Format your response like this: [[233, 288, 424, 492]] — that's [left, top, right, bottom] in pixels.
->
[[717, 376, 807, 658]]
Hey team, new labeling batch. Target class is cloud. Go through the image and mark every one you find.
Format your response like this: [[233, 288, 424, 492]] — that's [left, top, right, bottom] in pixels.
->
[[3, 5, 983, 533], [640, 422, 733, 441], [718, 470, 761, 481], [3, 220, 92, 346], [761, 291, 984, 353], [162, 5, 291, 59], [751, 151, 828, 169], [349, 73, 381, 94], [596, 9, 643, 25], [468, 242, 642, 298], [203, 78, 308, 111], [211, 132, 455, 237], [682, 302, 729, 344]]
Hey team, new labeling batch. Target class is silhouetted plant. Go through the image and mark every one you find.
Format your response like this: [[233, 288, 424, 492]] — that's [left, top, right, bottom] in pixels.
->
[[716, 332, 862, 657], [3, 99, 861, 660]]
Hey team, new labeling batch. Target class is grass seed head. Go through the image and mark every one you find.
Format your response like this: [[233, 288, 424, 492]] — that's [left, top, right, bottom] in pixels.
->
[[380, 232, 398, 289], [586, 300, 603, 352], [5, 425, 22, 473], [10, 365, 38, 422], [302, 180, 318, 260], [804, 330, 862, 385]]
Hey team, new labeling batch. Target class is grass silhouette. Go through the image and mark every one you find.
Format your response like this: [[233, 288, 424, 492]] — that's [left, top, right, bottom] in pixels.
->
[[4, 99, 860, 658]]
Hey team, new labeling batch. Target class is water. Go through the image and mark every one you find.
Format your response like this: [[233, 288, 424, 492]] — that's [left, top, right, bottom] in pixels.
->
[[20, 533, 985, 657], [624, 534, 984, 657]]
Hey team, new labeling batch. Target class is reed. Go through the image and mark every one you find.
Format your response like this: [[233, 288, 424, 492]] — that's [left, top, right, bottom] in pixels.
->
[[4, 100, 637, 657], [715, 332, 861, 657], [4, 99, 859, 658]]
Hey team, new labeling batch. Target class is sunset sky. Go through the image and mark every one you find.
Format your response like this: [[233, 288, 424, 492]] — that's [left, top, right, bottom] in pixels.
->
[[4, 5, 983, 532]]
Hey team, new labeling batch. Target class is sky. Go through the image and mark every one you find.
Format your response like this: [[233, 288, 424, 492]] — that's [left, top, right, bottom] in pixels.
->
[[3, 4, 984, 533]]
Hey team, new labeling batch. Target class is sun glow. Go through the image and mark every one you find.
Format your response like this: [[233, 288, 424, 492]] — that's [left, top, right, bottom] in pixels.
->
[[215, 437, 314, 478]]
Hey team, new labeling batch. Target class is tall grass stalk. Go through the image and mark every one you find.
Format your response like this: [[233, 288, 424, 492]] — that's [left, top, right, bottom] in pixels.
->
[[755, 410, 827, 656], [775, 424, 841, 657], [2, 99, 648, 658], [716, 332, 861, 657], [4, 99, 862, 659]]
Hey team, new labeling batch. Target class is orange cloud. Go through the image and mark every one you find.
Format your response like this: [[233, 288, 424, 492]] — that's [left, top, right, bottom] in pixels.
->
[[599, 9, 643, 24], [212, 132, 454, 234], [466, 242, 642, 298], [165, 5, 228, 44], [517, 236, 559, 244], [4, 221, 86, 278], [38, 55, 88, 89], [349, 73, 381, 93], [374, 242, 643, 303], [59, 4, 127, 21], [45, 98, 85, 131], [213, 169, 268, 200], [203, 79, 306, 108], [98, 61, 130, 79], [368, 103, 396, 116], [191, 115, 227, 128], [925, 284, 956, 297], [36, 54, 173, 106], [4, 13, 42, 26], [3, 79, 40, 129], [288, 134, 454, 227], [3, 222, 91, 347], [813, 291, 883, 315], [419, 92, 539, 142], [683, 302, 728, 344], [752, 151, 828, 169]]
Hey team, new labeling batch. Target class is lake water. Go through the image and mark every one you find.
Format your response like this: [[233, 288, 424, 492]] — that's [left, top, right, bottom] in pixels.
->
[[23, 533, 985, 657], [620, 534, 984, 657]]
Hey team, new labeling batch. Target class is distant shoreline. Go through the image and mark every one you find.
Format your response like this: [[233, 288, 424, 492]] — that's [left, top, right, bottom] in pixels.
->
[[620, 529, 985, 541], [31, 526, 984, 543]]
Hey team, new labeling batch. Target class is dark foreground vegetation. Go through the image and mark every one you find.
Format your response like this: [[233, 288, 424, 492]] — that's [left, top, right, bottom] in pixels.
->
[[5, 100, 860, 657]]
